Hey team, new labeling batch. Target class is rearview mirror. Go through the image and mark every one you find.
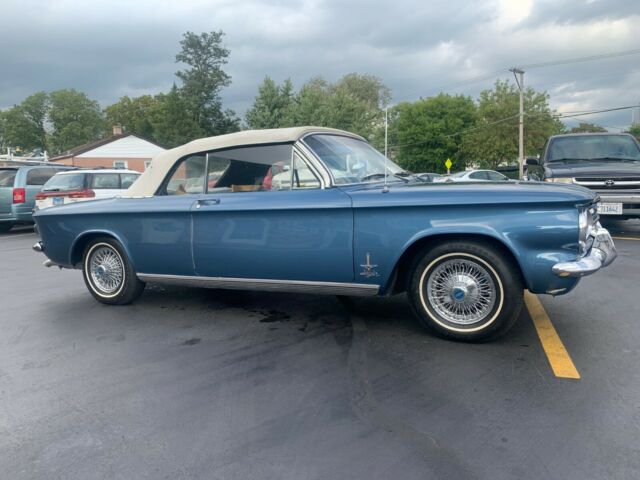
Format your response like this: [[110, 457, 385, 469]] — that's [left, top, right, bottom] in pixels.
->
[[525, 157, 540, 166]]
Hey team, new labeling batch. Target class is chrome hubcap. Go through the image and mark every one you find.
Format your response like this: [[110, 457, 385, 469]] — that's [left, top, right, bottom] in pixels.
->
[[426, 258, 497, 325], [89, 246, 124, 294]]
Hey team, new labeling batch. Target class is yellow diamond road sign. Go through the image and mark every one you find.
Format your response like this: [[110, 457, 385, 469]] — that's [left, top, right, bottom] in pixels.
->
[[445, 158, 452, 170]]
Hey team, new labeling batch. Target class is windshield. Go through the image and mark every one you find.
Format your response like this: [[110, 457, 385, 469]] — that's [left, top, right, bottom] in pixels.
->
[[42, 173, 85, 191], [0, 169, 17, 187], [304, 134, 404, 184], [450, 171, 467, 178], [548, 135, 640, 161]]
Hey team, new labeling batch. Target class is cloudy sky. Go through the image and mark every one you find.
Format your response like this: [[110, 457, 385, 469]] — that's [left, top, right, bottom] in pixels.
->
[[1, 0, 639, 129]]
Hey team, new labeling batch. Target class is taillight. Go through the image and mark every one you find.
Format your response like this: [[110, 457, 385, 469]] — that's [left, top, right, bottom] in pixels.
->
[[35, 191, 46, 200], [13, 188, 25, 204], [68, 189, 95, 198]]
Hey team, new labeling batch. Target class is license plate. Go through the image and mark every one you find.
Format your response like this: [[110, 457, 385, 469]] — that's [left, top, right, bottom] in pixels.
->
[[597, 202, 623, 215], [52, 197, 64, 206]]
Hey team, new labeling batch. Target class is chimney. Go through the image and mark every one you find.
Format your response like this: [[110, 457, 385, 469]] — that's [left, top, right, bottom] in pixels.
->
[[112, 125, 123, 136]]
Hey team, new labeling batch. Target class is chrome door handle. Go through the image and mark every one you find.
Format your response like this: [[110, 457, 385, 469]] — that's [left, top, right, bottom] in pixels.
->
[[196, 199, 221, 208]]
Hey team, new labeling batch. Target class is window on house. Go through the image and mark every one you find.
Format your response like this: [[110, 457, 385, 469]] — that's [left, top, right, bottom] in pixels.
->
[[113, 160, 128, 169]]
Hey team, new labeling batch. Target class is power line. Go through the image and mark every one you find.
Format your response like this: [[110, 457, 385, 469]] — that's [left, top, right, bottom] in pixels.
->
[[381, 105, 639, 151], [519, 48, 640, 70]]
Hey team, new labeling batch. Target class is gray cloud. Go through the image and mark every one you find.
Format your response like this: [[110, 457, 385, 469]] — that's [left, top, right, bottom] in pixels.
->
[[1, 0, 639, 129]]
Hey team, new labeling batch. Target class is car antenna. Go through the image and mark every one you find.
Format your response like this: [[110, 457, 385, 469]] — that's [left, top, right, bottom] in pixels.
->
[[383, 106, 390, 193]]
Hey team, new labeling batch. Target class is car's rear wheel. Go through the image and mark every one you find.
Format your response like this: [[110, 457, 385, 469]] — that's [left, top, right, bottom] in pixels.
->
[[407, 240, 523, 342], [82, 237, 145, 305]]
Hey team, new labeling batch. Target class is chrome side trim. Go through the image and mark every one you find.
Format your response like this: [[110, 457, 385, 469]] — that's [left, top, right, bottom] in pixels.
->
[[137, 273, 380, 296]]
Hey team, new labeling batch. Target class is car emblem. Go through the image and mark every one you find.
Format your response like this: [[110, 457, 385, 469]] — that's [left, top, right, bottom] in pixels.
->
[[605, 179, 615, 187], [360, 253, 379, 278]]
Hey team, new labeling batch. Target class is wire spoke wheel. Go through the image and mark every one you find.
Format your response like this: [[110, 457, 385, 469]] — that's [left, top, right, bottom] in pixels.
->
[[425, 258, 497, 325], [89, 246, 124, 295]]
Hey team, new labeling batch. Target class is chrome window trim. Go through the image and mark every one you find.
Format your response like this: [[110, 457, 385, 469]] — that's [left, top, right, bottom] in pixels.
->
[[293, 142, 332, 188], [137, 273, 380, 297]]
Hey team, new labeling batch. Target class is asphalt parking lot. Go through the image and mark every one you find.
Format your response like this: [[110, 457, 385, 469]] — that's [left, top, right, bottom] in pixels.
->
[[1, 220, 639, 480]]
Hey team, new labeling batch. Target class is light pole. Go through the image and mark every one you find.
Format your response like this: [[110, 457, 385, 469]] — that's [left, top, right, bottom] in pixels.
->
[[510, 68, 525, 179]]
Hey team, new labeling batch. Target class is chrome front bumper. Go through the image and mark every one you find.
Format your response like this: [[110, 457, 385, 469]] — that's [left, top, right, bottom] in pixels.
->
[[552, 225, 617, 277]]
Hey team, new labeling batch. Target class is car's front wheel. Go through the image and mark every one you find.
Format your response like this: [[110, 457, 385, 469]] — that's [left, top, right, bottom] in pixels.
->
[[407, 240, 523, 342], [82, 237, 145, 305]]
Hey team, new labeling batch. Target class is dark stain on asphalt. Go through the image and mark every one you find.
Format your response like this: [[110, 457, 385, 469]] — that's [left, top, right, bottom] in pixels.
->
[[182, 338, 201, 346], [258, 310, 291, 323]]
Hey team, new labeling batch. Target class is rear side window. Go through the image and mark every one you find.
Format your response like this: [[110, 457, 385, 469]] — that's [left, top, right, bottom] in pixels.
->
[[0, 169, 17, 187], [26, 168, 61, 186], [42, 173, 86, 191], [120, 173, 139, 189], [92, 173, 120, 189]]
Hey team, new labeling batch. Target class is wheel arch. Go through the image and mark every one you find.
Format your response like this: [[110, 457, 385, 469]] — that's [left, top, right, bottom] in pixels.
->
[[382, 232, 526, 295], [70, 230, 132, 268]]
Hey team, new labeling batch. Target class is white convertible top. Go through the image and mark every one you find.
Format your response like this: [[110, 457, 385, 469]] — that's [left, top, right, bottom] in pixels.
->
[[124, 126, 362, 197]]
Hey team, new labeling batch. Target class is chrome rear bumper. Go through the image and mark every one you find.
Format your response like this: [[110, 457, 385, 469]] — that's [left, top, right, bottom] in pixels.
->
[[552, 225, 617, 277]]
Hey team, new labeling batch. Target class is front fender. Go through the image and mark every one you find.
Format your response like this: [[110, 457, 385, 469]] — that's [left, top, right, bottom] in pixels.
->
[[352, 204, 582, 296]]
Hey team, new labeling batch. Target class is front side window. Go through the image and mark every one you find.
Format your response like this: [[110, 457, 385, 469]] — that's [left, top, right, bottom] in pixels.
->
[[486, 171, 508, 181], [42, 173, 86, 192], [120, 173, 140, 189], [165, 154, 206, 195], [92, 173, 120, 189], [469, 171, 487, 180], [304, 134, 403, 185]]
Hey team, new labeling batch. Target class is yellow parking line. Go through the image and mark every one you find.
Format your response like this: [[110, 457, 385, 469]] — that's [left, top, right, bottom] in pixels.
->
[[524, 291, 580, 379], [612, 236, 640, 241]]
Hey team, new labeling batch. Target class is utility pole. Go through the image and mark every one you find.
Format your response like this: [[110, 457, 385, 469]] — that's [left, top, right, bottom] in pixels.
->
[[510, 67, 525, 179]]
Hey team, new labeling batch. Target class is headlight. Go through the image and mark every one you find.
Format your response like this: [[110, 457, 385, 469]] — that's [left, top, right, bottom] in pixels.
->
[[546, 177, 573, 183], [578, 207, 597, 254]]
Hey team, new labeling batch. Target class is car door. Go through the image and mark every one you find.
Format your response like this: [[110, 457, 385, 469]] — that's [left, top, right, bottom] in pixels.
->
[[468, 171, 489, 181], [191, 144, 354, 283]]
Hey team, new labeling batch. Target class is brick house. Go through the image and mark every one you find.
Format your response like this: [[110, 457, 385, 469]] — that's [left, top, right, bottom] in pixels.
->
[[49, 126, 165, 172]]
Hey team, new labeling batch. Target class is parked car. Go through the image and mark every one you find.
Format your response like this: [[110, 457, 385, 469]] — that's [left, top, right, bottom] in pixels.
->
[[433, 170, 510, 183], [0, 164, 74, 232], [526, 133, 640, 218], [415, 172, 443, 182], [35, 169, 141, 210], [33, 127, 616, 342]]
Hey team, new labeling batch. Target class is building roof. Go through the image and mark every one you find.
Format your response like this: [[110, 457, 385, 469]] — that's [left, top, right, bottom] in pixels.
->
[[50, 133, 165, 161], [125, 126, 362, 197]]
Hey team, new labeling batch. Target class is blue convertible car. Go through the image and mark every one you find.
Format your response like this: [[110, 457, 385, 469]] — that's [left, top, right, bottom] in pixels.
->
[[33, 127, 617, 341]]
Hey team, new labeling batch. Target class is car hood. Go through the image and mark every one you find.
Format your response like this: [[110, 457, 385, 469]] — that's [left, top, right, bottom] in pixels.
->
[[545, 159, 640, 177], [339, 180, 595, 208]]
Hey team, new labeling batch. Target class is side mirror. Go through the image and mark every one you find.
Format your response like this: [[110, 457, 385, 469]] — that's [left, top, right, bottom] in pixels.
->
[[525, 157, 539, 166]]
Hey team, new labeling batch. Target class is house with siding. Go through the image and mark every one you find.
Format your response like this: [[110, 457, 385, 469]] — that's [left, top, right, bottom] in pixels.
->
[[49, 126, 165, 172]]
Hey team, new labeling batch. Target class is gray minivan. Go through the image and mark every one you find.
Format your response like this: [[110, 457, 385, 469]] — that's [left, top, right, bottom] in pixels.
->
[[0, 165, 74, 232]]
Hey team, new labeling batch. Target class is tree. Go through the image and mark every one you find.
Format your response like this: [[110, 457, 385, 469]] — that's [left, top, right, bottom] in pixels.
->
[[0, 110, 6, 152], [48, 89, 105, 154], [568, 122, 607, 133], [147, 85, 202, 148], [626, 123, 640, 141], [391, 94, 478, 173], [269, 73, 391, 140], [460, 80, 563, 169], [245, 77, 295, 129], [2, 92, 49, 152], [104, 95, 158, 139], [175, 30, 238, 136]]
